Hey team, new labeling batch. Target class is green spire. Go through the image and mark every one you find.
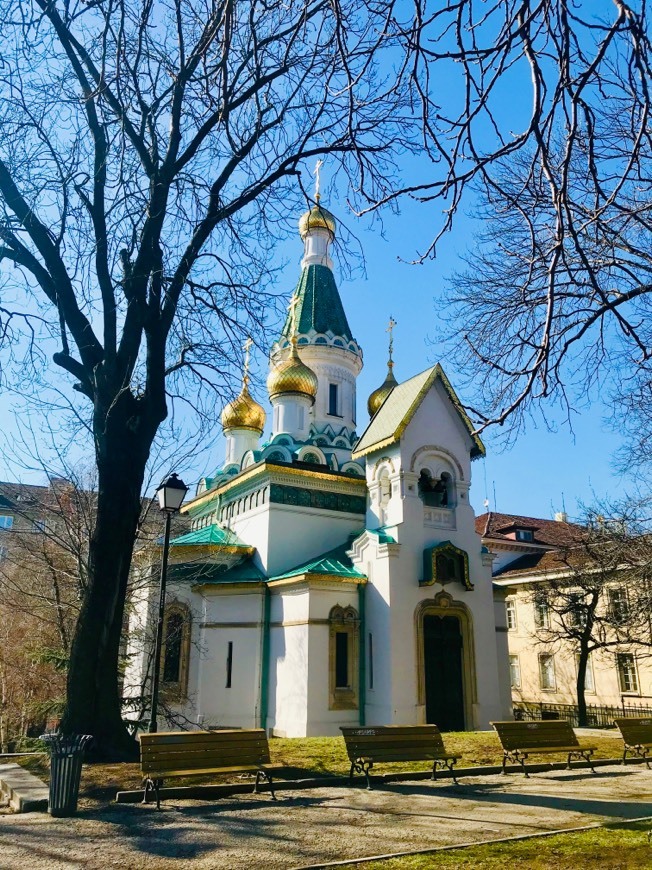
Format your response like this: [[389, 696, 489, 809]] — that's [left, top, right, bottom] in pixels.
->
[[281, 264, 353, 342]]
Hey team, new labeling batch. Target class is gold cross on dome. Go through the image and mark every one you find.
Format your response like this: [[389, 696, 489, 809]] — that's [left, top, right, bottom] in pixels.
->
[[288, 293, 300, 338], [313, 159, 323, 202], [242, 336, 253, 381], [386, 316, 397, 363]]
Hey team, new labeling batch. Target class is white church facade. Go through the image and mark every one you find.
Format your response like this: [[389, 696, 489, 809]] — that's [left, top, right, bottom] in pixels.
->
[[124, 199, 513, 736]]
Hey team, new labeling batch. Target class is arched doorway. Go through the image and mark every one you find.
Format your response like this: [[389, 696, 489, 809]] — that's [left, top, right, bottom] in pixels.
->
[[415, 592, 476, 731], [423, 614, 464, 731]]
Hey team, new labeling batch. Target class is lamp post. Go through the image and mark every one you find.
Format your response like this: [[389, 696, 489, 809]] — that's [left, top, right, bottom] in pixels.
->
[[149, 473, 188, 733]]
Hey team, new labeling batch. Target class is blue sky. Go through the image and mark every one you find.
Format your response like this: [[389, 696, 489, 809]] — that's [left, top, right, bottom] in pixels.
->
[[0, 172, 627, 521]]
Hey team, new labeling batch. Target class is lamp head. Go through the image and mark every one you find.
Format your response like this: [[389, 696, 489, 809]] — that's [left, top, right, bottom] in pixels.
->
[[156, 473, 188, 512]]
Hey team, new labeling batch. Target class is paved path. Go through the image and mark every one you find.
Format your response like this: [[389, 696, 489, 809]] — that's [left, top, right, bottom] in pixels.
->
[[0, 765, 651, 869]]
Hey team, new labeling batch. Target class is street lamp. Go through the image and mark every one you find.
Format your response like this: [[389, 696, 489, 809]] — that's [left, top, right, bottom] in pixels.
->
[[149, 473, 189, 733]]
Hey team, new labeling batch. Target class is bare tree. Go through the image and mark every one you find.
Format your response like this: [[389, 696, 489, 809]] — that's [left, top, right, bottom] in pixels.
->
[[528, 504, 652, 725], [378, 2, 652, 439], [0, 0, 429, 756]]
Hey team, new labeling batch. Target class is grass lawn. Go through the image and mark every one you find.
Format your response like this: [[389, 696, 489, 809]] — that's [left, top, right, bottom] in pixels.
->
[[17, 728, 628, 808], [344, 820, 652, 869]]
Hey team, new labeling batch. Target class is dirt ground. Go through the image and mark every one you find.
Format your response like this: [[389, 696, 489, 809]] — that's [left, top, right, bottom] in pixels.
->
[[0, 764, 651, 870]]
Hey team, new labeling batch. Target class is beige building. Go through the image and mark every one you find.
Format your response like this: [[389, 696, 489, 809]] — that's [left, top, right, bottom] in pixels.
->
[[481, 512, 652, 718]]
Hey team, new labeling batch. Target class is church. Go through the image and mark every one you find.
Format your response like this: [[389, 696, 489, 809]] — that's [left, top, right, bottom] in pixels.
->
[[124, 197, 513, 737]]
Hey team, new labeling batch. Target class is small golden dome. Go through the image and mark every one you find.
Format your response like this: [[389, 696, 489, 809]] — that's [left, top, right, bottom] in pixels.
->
[[368, 365, 398, 417], [221, 380, 266, 434], [299, 203, 336, 239], [267, 341, 318, 402]]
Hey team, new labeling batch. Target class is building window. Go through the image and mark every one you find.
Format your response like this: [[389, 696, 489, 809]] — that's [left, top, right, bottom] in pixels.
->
[[617, 653, 639, 694], [368, 633, 374, 690], [226, 641, 233, 688], [328, 383, 339, 416], [509, 655, 521, 689], [515, 529, 533, 542], [0, 515, 14, 530], [161, 603, 191, 699], [538, 653, 556, 691], [506, 599, 517, 631], [568, 593, 587, 628], [609, 587, 629, 623], [329, 605, 359, 710], [534, 593, 550, 628], [576, 653, 595, 693]]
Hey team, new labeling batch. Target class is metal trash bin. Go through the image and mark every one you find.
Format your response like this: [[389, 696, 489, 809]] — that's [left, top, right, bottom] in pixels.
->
[[41, 733, 93, 817]]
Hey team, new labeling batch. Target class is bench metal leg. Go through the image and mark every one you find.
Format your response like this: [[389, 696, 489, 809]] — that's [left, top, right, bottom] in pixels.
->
[[432, 758, 459, 786], [503, 751, 528, 777], [350, 758, 372, 789], [142, 777, 163, 810], [254, 770, 277, 800]]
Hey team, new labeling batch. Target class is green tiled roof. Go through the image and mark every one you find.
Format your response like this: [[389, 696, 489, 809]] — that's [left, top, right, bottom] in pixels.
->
[[281, 264, 352, 341], [168, 558, 266, 585], [364, 528, 397, 545], [169, 523, 249, 548], [271, 539, 367, 582], [353, 364, 485, 460]]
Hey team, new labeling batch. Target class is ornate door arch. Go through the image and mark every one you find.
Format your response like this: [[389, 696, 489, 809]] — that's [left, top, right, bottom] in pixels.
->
[[415, 591, 477, 731]]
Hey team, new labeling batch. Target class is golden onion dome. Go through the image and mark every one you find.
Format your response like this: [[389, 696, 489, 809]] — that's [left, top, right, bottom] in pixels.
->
[[221, 379, 266, 434], [267, 341, 318, 402], [367, 365, 398, 417], [298, 202, 336, 239]]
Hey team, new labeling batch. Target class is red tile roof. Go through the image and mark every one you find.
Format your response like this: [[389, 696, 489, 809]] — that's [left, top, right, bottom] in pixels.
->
[[475, 511, 584, 548]]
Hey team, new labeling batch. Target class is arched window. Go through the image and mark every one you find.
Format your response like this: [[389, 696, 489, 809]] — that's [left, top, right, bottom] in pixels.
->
[[161, 603, 191, 699], [328, 605, 359, 710], [419, 470, 452, 507], [302, 452, 320, 465]]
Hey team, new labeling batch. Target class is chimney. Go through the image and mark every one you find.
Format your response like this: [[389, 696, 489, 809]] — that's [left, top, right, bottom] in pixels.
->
[[554, 511, 568, 523]]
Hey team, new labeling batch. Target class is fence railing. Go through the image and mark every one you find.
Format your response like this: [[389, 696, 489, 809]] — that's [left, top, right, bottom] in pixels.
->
[[512, 700, 652, 728]]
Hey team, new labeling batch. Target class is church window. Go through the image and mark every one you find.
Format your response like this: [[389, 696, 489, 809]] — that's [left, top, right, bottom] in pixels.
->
[[368, 633, 374, 690], [335, 632, 349, 687], [418, 471, 451, 507], [161, 603, 191, 699], [226, 641, 233, 688], [435, 551, 464, 584], [328, 605, 359, 710], [506, 599, 517, 630], [267, 451, 285, 462], [302, 452, 320, 465], [328, 383, 339, 416], [538, 653, 556, 690]]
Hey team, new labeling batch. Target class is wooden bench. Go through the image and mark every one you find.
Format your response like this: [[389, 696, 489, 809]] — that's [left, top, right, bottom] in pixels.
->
[[139, 729, 281, 809], [340, 725, 461, 789], [491, 720, 597, 777], [614, 717, 652, 768]]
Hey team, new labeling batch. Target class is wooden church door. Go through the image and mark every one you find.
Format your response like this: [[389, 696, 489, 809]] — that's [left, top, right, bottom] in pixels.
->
[[423, 614, 465, 731]]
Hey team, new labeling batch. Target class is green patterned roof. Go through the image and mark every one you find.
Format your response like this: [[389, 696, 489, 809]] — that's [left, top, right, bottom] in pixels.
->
[[282, 264, 353, 341], [353, 364, 485, 460], [271, 539, 367, 582], [169, 523, 249, 548]]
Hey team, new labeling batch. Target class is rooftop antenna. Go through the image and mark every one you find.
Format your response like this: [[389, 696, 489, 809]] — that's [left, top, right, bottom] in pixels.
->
[[492, 480, 497, 513]]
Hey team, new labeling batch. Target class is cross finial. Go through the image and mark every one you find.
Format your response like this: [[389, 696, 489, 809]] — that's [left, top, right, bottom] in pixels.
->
[[242, 336, 253, 385], [313, 159, 323, 202], [288, 293, 300, 340], [386, 316, 397, 367]]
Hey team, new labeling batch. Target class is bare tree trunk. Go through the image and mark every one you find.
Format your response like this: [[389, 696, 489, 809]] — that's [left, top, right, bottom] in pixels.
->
[[576, 646, 590, 728], [61, 393, 161, 759]]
